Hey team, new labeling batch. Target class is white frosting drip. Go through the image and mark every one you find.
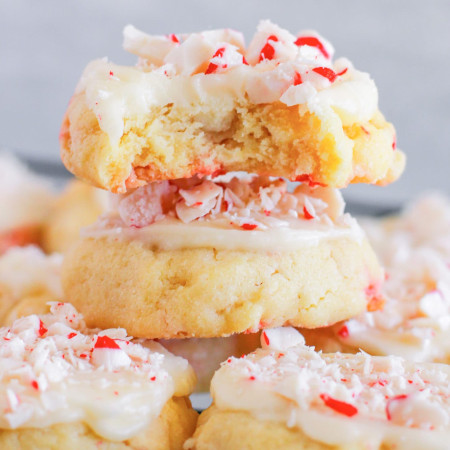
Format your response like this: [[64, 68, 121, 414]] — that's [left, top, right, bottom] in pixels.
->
[[82, 175, 364, 252], [0, 153, 55, 232], [333, 194, 450, 363], [77, 20, 378, 146], [212, 328, 450, 449], [0, 303, 195, 440]]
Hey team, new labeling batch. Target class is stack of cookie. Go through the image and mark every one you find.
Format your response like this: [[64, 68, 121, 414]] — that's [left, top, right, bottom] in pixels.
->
[[59, 21, 405, 390]]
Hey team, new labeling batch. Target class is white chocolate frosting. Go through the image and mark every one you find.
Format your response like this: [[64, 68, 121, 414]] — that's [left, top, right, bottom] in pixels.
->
[[212, 327, 450, 449], [76, 20, 378, 147], [0, 303, 195, 441], [325, 194, 450, 363], [0, 153, 55, 232], [83, 174, 364, 252]]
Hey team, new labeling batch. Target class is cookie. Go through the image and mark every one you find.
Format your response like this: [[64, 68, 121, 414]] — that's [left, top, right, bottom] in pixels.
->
[[303, 194, 450, 363], [42, 180, 107, 254], [0, 303, 197, 449], [61, 176, 383, 338], [0, 154, 54, 253], [60, 21, 404, 193], [0, 246, 62, 325], [186, 327, 450, 449]]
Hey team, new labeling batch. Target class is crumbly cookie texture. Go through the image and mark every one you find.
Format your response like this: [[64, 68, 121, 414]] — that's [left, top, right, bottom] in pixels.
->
[[303, 193, 450, 363], [60, 20, 404, 193], [186, 328, 450, 450], [42, 180, 108, 254], [0, 303, 197, 447]]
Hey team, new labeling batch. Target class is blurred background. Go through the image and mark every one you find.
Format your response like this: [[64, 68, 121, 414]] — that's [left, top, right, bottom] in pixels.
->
[[1, 0, 449, 209]]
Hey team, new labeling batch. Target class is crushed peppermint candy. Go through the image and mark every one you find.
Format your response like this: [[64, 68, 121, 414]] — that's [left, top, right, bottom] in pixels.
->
[[328, 193, 450, 363], [0, 303, 194, 440], [212, 327, 450, 446], [79, 20, 378, 146], [109, 174, 346, 231]]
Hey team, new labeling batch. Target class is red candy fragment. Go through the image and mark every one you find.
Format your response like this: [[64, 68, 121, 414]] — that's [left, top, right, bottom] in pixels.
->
[[337, 325, 349, 338], [386, 394, 408, 421], [259, 35, 278, 62], [320, 393, 358, 417], [262, 331, 270, 346], [94, 336, 121, 350], [294, 36, 329, 59], [392, 135, 397, 151], [312, 67, 337, 82], [205, 47, 227, 75], [336, 68, 348, 77], [293, 71, 303, 86], [38, 320, 47, 337], [294, 174, 326, 188], [360, 125, 370, 136], [303, 206, 314, 220], [67, 332, 77, 339], [31, 380, 39, 390], [241, 223, 258, 230], [168, 33, 179, 43]]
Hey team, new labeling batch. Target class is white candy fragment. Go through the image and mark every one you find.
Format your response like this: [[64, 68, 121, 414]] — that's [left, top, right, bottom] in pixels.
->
[[123, 25, 178, 65], [260, 327, 305, 351]]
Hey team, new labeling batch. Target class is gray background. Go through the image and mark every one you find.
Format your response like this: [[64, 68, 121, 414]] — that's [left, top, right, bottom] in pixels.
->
[[1, 0, 449, 207]]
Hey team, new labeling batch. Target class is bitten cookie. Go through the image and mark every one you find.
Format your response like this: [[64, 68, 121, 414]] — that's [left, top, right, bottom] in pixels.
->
[[302, 193, 450, 364], [62, 176, 383, 338], [60, 21, 405, 193], [0, 303, 197, 449], [186, 327, 450, 450]]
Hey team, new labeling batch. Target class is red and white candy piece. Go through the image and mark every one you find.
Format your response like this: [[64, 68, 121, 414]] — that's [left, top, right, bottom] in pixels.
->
[[294, 31, 334, 60], [91, 335, 131, 370], [260, 327, 305, 351], [123, 25, 179, 66], [205, 44, 247, 74], [246, 20, 298, 65]]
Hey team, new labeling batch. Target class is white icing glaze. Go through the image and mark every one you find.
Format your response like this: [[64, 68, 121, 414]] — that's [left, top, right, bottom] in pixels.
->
[[83, 175, 364, 252], [334, 194, 450, 363], [0, 303, 195, 440], [212, 328, 450, 449], [0, 153, 55, 232], [76, 20, 378, 146]]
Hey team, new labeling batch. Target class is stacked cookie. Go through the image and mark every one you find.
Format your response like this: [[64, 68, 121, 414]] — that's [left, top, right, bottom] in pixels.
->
[[53, 19, 424, 446], [60, 21, 403, 344]]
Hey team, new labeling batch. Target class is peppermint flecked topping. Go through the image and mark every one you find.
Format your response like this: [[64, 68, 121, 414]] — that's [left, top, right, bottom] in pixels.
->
[[334, 194, 450, 363], [0, 303, 194, 440], [110, 174, 346, 231], [123, 21, 335, 77], [79, 21, 378, 146], [212, 328, 450, 441]]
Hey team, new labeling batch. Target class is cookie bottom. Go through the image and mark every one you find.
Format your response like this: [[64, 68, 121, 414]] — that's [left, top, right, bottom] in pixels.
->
[[185, 405, 345, 450], [0, 396, 197, 450]]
